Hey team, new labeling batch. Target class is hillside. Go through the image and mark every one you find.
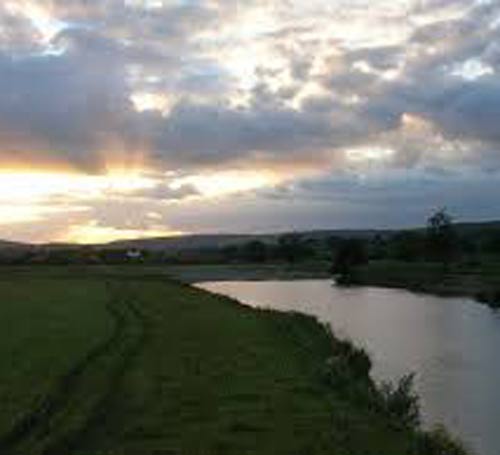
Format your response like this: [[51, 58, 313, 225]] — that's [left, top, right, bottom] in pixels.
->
[[1, 219, 499, 253], [106, 229, 393, 252], [0, 240, 28, 249], [102, 220, 500, 252]]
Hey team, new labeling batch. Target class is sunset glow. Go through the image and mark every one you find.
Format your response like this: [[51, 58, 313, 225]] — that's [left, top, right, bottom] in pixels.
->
[[5, 1, 66, 43], [62, 222, 183, 244], [0, 171, 156, 203], [131, 92, 172, 114], [0, 0, 498, 243], [172, 171, 279, 198]]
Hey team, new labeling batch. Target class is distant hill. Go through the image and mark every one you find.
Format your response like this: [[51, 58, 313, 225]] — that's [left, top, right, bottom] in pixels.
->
[[104, 221, 500, 252], [107, 229, 394, 252], [108, 234, 281, 251], [1, 219, 499, 253], [0, 240, 30, 250], [454, 220, 500, 233]]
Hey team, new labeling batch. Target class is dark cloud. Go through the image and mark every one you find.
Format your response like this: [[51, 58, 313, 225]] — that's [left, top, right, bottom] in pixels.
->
[[0, 28, 133, 170], [2, 0, 500, 242], [249, 169, 500, 229], [155, 101, 335, 165], [344, 45, 403, 71], [128, 182, 200, 201], [0, 0, 496, 175]]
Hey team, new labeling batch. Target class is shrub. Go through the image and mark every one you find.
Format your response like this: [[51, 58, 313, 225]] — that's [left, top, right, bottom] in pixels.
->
[[377, 373, 420, 428], [416, 424, 469, 455]]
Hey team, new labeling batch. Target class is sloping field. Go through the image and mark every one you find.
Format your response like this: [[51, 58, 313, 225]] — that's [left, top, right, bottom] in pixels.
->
[[0, 267, 466, 455]]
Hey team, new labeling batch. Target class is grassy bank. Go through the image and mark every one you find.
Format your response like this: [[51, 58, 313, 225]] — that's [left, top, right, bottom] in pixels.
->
[[165, 261, 332, 283], [348, 260, 500, 308], [0, 266, 467, 454]]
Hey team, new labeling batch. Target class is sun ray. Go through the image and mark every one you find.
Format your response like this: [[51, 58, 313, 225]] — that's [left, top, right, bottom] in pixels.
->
[[62, 222, 183, 244]]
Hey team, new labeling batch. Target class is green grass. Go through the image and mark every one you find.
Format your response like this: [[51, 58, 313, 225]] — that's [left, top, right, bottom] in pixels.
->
[[165, 261, 332, 282], [0, 277, 113, 440], [353, 259, 500, 307], [0, 266, 468, 454]]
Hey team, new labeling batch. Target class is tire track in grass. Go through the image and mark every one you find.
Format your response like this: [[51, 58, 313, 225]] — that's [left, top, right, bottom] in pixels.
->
[[43, 282, 150, 455], [0, 281, 148, 455]]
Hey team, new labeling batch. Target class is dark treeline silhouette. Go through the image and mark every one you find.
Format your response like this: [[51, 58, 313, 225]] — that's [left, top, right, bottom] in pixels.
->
[[331, 209, 467, 273], [0, 233, 320, 266], [2, 210, 500, 269], [330, 238, 368, 284], [333, 209, 500, 268], [329, 209, 500, 307]]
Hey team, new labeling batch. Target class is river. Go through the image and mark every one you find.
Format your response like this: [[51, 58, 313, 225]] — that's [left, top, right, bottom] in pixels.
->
[[197, 280, 500, 455]]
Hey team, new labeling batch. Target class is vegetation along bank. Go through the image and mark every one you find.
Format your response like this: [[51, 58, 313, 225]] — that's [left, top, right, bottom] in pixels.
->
[[0, 266, 468, 454]]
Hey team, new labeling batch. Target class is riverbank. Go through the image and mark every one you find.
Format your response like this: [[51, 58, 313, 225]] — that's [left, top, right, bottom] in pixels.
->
[[0, 266, 468, 454], [166, 260, 500, 309], [349, 260, 500, 309], [165, 261, 332, 282]]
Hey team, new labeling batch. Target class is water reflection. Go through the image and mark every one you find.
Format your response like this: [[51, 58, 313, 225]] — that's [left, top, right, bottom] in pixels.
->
[[197, 280, 500, 455]]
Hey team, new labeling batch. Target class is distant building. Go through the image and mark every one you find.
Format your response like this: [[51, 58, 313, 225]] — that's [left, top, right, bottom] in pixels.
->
[[126, 249, 143, 261]]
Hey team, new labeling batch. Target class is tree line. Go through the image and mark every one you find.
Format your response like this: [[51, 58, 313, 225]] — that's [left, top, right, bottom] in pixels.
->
[[1, 209, 499, 266]]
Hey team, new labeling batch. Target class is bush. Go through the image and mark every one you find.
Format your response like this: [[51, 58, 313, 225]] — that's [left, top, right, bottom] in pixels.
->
[[323, 337, 372, 399], [331, 238, 368, 278], [416, 425, 469, 455], [321, 336, 471, 454], [476, 288, 500, 309], [376, 373, 420, 428]]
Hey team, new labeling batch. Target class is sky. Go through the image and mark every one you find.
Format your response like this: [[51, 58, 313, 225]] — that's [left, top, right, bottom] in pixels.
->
[[1, 0, 500, 243]]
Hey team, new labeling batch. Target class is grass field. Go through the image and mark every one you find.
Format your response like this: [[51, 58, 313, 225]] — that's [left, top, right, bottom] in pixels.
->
[[0, 266, 467, 454], [352, 260, 500, 308], [166, 261, 332, 282]]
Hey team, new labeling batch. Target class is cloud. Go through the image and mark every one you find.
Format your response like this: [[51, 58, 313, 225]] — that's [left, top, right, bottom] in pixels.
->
[[128, 182, 200, 201], [0, 0, 496, 175], [155, 101, 334, 165], [0, 28, 133, 170], [1, 0, 500, 242], [250, 168, 500, 228]]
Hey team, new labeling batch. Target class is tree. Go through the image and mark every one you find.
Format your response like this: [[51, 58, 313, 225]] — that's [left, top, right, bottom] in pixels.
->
[[331, 238, 368, 278], [482, 231, 500, 256], [277, 233, 310, 263], [221, 245, 240, 263], [242, 240, 268, 263], [426, 208, 458, 266], [370, 234, 388, 260], [390, 231, 424, 262]]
